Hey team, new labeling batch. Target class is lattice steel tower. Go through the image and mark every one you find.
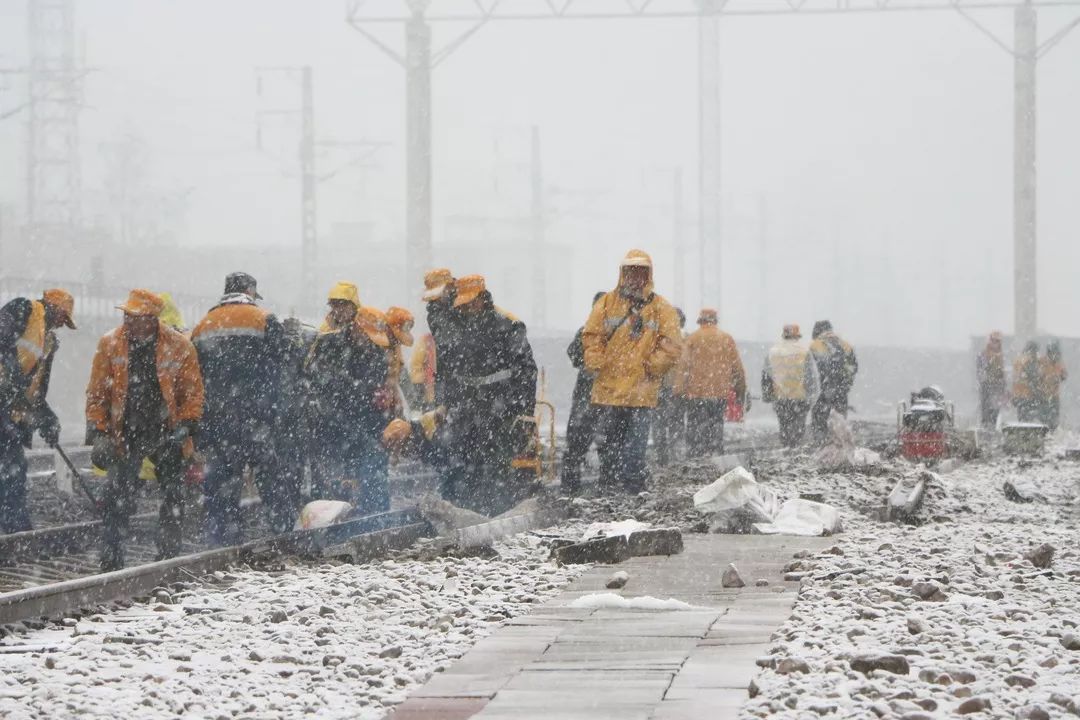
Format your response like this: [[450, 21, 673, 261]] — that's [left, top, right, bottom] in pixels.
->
[[26, 0, 83, 243]]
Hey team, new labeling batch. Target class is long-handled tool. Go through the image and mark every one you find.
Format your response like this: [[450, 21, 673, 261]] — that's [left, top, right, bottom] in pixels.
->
[[54, 444, 101, 512]]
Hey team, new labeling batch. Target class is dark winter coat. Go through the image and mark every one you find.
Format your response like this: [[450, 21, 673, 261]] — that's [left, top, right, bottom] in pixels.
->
[[190, 294, 286, 440], [302, 328, 390, 449], [0, 298, 58, 441], [567, 327, 594, 410], [445, 298, 537, 422], [426, 298, 462, 405]]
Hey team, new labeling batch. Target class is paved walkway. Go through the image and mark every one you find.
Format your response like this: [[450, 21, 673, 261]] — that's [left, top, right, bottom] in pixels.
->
[[392, 534, 832, 720]]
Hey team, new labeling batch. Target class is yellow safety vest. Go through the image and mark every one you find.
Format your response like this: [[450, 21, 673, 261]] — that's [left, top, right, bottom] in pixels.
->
[[16, 301, 46, 376], [769, 341, 811, 401]]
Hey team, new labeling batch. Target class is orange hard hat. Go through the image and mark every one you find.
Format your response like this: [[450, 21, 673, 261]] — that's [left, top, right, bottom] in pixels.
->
[[43, 288, 76, 329], [422, 268, 454, 302], [355, 306, 390, 348], [116, 289, 165, 318], [453, 275, 486, 308], [386, 306, 415, 347]]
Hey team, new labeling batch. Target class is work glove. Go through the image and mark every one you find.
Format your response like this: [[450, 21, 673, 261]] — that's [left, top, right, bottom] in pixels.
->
[[372, 386, 396, 412], [91, 433, 118, 470], [36, 407, 61, 448], [168, 421, 198, 449]]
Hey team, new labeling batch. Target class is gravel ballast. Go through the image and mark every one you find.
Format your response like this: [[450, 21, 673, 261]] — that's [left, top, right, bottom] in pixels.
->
[[742, 439, 1080, 719], [0, 533, 585, 719]]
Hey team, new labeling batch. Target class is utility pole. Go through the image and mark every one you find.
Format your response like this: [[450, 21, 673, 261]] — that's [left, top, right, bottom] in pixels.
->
[[757, 194, 768, 342], [1013, 2, 1037, 340], [672, 168, 685, 312], [697, 0, 722, 317], [530, 125, 546, 331], [27, 0, 83, 245], [300, 66, 317, 312], [405, 1, 433, 299], [257, 65, 319, 313]]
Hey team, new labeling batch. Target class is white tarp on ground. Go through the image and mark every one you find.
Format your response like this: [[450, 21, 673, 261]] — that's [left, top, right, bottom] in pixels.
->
[[693, 466, 783, 534], [815, 410, 882, 471], [753, 498, 843, 536], [693, 466, 842, 537]]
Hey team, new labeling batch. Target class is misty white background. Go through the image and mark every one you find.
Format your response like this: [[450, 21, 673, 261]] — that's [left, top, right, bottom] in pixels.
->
[[1, 1, 1078, 347]]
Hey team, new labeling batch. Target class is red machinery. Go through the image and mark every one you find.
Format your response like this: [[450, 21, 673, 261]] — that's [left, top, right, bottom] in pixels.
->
[[898, 386, 954, 461]]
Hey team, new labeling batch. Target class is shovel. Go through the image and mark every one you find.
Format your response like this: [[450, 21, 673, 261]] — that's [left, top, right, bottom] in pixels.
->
[[54, 444, 101, 513]]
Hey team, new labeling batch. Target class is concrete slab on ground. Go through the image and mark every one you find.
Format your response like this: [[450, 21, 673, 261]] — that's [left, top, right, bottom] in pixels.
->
[[391, 533, 832, 720]]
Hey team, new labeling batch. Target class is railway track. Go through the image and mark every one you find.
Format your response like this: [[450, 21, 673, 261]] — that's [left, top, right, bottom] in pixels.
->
[[1, 422, 896, 628]]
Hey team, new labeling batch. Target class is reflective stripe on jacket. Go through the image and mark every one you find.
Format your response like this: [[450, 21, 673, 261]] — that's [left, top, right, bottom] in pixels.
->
[[191, 298, 283, 431], [86, 323, 204, 455]]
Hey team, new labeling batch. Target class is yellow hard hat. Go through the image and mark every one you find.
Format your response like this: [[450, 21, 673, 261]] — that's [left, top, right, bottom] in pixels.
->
[[327, 282, 360, 307]]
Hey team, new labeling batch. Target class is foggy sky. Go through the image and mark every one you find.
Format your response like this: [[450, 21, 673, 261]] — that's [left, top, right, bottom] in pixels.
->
[[2, 1, 1079, 347]]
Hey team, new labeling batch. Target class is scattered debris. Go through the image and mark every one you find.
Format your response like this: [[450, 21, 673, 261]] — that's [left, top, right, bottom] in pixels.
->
[[722, 563, 746, 588]]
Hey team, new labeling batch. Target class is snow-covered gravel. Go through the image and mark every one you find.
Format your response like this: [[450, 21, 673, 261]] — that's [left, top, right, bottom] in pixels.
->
[[743, 439, 1080, 719], [0, 533, 585, 720]]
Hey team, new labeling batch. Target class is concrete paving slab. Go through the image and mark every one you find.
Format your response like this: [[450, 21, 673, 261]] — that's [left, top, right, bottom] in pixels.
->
[[408, 672, 515, 699], [666, 644, 771, 690], [501, 669, 674, 692], [398, 534, 822, 719], [390, 696, 489, 720]]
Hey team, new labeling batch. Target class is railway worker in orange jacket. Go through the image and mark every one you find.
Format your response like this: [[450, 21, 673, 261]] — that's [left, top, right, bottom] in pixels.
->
[[191, 272, 289, 542], [677, 308, 746, 456], [1012, 341, 1041, 423], [86, 289, 204, 570], [0, 289, 76, 533], [1038, 340, 1067, 430], [582, 250, 682, 494]]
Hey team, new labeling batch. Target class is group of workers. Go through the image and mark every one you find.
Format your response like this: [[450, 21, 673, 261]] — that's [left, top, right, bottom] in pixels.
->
[[0, 265, 542, 568], [12, 250, 1070, 567], [978, 333, 1068, 430], [559, 250, 861, 495]]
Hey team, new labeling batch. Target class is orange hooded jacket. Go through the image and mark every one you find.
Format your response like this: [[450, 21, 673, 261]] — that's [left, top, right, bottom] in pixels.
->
[[86, 322, 204, 456], [677, 324, 746, 401]]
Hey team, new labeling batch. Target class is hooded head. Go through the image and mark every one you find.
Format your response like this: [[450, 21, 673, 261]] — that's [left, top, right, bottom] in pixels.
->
[[617, 249, 654, 299], [783, 324, 801, 340], [1024, 340, 1039, 355], [697, 308, 718, 326], [812, 320, 833, 339]]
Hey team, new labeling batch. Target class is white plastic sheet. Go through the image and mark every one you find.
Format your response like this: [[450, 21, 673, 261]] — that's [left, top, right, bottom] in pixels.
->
[[753, 499, 843, 537], [693, 467, 781, 533], [294, 500, 352, 530]]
